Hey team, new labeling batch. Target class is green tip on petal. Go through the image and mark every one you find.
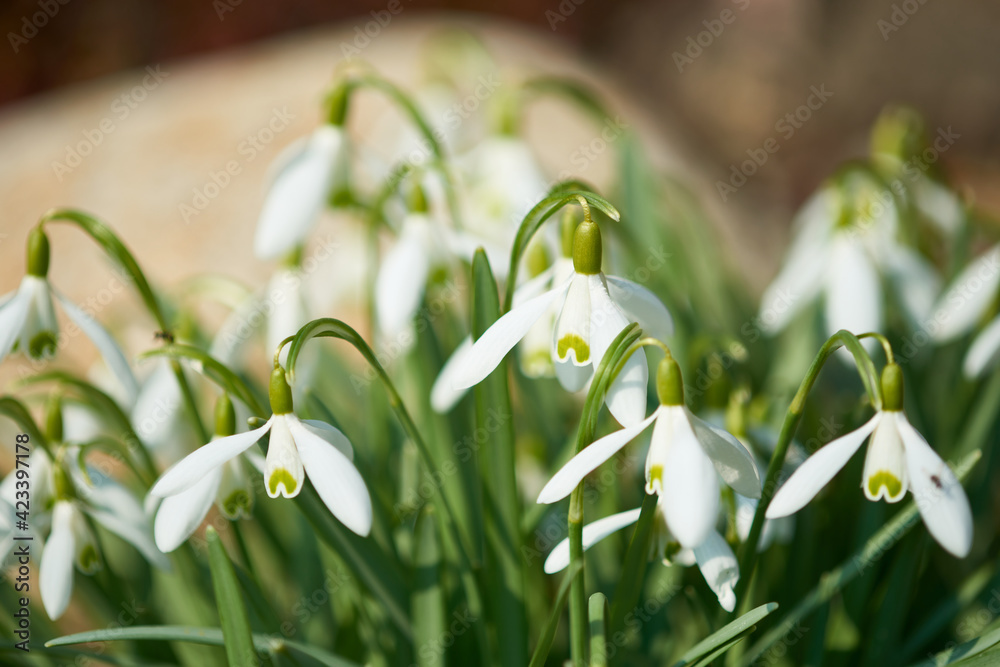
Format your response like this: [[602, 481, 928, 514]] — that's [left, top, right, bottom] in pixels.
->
[[656, 357, 684, 406], [867, 470, 903, 500], [221, 490, 253, 519], [269, 367, 294, 415], [214, 394, 236, 437], [29, 331, 57, 360], [45, 394, 64, 443], [268, 469, 298, 496], [27, 226, 51, 277], [572, 220, 602, 275], [407, 182, 429, 213], [881, 363, 904, 411], [647, 464, 664, 492], [557, 334, 590, 363], [78, 544, 100, 574]]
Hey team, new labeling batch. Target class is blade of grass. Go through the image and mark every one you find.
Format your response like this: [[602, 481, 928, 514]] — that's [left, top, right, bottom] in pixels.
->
[[206, 527, 256, 667]]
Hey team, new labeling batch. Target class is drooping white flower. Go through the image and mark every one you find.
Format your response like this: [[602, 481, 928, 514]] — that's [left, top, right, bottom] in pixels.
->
[[0, 228, 137, 395], [451, 220, 673, 426], [254, 125, 349, 260], [542, 506, 740, 612], [767, 364, 973, 558], [149, 368, 372, 538], [537, 356, 761, 549], [758, 172, 940, 344]]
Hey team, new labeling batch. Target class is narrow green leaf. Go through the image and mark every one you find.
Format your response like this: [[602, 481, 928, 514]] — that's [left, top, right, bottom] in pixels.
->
[[743, 449, 982, 665], [609, 490, 658, 635], [908, 624, 1000, 666], [673, 603, 778, 667], [472, 249, 527, 666], [45, 625, 361, 666], [528, 560, 585, 667], [206, 527, 256, 667], [589, 592, 610, 667], [0, 395, 48, 449], [413, 508, 445, 667]]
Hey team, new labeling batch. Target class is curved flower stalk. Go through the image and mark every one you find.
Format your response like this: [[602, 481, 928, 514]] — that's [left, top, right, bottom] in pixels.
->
[[0, 227, 137, 395], [254, 123, 350, 260], [538, 355, 761, 549], [758, 168, 940, 344], [767, 362, 973, 558], [149, 366, 372, 539], [150, 394, 261, 553], [543, 506, 740, 611], [451, 218, 673, 426], [927, 244, 1000, 377]]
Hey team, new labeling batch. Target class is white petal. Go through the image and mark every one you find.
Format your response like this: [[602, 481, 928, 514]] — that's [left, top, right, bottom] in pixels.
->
[[692, 530, 740, 612], [537, 409, 659, 504], [511, 265, 557, 306], [605, 276, 674, 340], [56, 290, 138, 396], [825, 235, 882, 343], [688, 412, 762, 498], [254, 126, 346, 260], [265, 415, 304, 498], [40, 501, 77, 619], [552, 274, 593, 388], [153, 467, 222, 553], [931, 245, 1000, 343], [289, 417, 373, 536], [767, 414, 880, 518], [660, 416, 720, 549], [543, 508, 643, 574], [86, 505, 170, 570], [915, 178, 963, 235], [898, 413, 973, 557], [452, 278, 572, 390], [879, 245, 941, 324], [964, 316, 1000, 378], [19, 276, 58, 358], [150, 420, 271, 497], [431, 336, 473, 413], [300, 419, 354, 460], [589, 275, 648, 427], [862, 414, 908, 502], [0, 285, 31, 360], [375, 215, 432, 339]]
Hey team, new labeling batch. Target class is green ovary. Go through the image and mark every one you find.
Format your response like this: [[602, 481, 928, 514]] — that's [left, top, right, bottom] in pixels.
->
[[557, 334, 590, 363], [268, 469, 298, 496], [867, 470, 903, 499]]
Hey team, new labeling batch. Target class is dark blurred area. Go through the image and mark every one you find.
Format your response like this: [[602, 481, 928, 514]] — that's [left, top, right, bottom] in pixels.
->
[[1, 0, 999, 226]]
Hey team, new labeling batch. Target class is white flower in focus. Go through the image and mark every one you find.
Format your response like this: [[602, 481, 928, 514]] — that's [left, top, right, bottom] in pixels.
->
[[537, 356, 761, 549], [767, 364, 973, 558], [542, 507, 740, 612], [451, 221, 673, 426], [0, 228, 137, 395], [149, 368, 372, 539], [254, 125, 349, 260]]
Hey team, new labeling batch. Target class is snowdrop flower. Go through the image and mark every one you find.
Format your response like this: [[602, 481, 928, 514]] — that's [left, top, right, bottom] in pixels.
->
[[0, 227, 137, 395], [151, 394, 259, 553], [767, 363, 973, 558], [254, 124, 349, 260], [537, 356, 761, 549], [758, 171, 939, 344], [452, 220, 673, 426], [543, 506, 740, 611], [149, 366, 372, 537], [927, 245, 1000, 377]]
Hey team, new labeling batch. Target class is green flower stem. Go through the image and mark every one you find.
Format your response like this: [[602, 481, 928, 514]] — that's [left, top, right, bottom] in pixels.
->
[[518, 77, 614, 130], [732, 330, 883, 612], [566, 323, 643, 667], [38, 208, 210, 445], [0, 395, 53, 460], [609, 491, 658, 639]]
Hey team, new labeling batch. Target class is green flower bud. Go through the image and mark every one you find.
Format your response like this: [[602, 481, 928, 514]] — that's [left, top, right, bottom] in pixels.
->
[[215, 393, 236, 437], [408, 182, 429, 214], [560, 207, 580, 258], [45, 394, 63, 443], [572, 220, 602, 275], [525, 236, 552, 278], [269, 367, 294, 415], [27, 226, 50, 278], [327, 85, 349, 126], [871, 105, 926, 165], [656, 356, 684, 407], [881, 362, 904, 411]]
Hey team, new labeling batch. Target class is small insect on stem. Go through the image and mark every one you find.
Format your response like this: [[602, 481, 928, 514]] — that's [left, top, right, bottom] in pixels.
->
[[154, 330, 175, 344]]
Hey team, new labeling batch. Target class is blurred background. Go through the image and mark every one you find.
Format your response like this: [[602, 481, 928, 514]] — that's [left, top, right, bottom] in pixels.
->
[[0, 0, 998, 335]]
